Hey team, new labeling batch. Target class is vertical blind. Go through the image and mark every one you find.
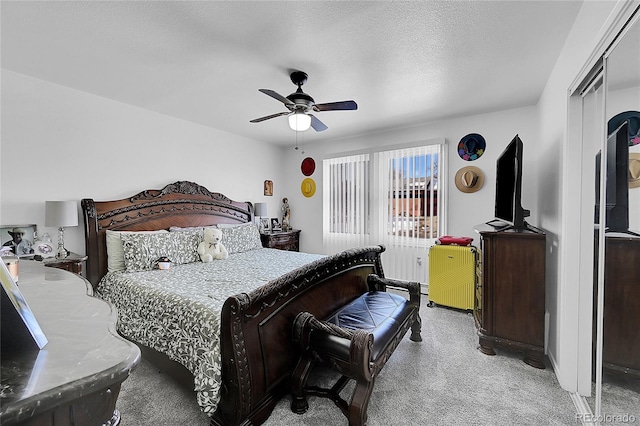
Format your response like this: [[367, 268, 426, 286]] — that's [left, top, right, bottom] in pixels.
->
[[323, 153, 371, 250], [323, 143, 445, 282]]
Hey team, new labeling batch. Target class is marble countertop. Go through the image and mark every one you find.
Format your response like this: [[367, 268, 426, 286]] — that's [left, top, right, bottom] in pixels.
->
[[0, 261, 140, 424]]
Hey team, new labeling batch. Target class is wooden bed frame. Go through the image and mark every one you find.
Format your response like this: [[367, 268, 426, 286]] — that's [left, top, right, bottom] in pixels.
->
[[81, 181, 386, 426]]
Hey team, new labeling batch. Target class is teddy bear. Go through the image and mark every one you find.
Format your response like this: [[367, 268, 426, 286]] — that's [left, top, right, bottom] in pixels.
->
[[197, 228, 229, 262]]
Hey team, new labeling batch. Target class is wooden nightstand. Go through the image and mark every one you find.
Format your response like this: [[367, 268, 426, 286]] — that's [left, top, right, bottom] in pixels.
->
[[42, 252, 88, 275], [260, 229, 301, 252]]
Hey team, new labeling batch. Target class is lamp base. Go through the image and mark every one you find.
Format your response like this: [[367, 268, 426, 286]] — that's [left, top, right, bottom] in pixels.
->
[[56, 227, 69, 259]]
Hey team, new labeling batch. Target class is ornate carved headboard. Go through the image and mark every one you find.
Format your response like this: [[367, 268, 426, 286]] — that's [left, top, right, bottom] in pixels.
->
[[81, 181, 253, 288]]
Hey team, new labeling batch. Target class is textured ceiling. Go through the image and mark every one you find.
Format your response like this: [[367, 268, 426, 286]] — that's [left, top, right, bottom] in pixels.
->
[[1, 1, 583, 146]]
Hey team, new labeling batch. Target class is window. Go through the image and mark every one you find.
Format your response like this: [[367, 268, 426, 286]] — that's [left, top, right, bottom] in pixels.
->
[[382, 147, 439, 240], [323, 140, 446, 282]]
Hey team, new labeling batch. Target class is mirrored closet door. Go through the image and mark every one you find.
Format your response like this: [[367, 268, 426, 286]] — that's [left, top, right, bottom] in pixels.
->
[[591, 9, 640, 420]]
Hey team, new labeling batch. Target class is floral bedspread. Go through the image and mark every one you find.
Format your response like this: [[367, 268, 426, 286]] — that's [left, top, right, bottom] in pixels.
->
[[96, 248, 325, 416]]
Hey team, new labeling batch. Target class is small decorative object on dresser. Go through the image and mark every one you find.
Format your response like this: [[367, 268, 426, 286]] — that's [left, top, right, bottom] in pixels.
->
[[0, 225, 36, 257], [261, 229, 300, 252], [33, 235, 55, 258], [281, 197, 291, 231], [271, 217, 282, 231]]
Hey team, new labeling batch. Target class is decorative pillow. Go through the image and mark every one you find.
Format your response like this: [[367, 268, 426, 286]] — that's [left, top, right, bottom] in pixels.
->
[[121, 231, 200, 272], [216, 223, 245, 229], [169, 225, 221, 240], [169, 225, 200, 231], [106, 230, 168, 273], [219, 222, 262, 254]]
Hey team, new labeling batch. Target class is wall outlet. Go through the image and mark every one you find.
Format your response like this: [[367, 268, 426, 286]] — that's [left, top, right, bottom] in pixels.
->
[[416, 256, 423, 266]]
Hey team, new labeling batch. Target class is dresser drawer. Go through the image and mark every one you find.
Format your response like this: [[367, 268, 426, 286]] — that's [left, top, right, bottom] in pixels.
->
[[260, 230, 300, 252]]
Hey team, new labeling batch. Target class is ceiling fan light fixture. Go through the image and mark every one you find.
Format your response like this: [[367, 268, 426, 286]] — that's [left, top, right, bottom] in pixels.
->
[[288, 111, 311, 132]]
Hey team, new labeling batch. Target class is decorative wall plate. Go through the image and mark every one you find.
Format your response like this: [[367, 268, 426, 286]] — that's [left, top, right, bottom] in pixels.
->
[[458, 133, 486, 161]]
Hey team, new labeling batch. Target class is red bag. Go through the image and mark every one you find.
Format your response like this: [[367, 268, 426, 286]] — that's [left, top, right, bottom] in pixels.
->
[[438, 235, 473, 246]]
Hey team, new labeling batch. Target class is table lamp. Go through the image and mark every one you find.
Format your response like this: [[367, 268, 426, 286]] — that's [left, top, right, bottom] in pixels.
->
[[255, 203, 267, 232], [45, 201, 78, 259]]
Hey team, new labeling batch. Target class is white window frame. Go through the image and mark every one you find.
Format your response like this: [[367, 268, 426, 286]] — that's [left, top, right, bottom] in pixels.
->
[[322, 137, 447, 252]]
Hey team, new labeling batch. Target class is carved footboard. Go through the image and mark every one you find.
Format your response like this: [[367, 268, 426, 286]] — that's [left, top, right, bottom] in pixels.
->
[[211, 245, 386, 426]]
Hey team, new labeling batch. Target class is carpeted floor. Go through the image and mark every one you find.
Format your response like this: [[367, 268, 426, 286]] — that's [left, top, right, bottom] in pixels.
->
[[116, 293, 638, 425]]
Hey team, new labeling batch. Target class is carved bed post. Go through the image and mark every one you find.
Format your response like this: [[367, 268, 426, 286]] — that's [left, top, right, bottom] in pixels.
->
[[81, 198, 102, 289]]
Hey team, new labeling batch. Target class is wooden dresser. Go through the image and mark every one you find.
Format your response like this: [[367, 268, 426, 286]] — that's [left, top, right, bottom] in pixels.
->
[[260, 229, 301, 251], [0, 261, 140, 425], [474, 224, 546, 369], [594, 233, 640, 376]]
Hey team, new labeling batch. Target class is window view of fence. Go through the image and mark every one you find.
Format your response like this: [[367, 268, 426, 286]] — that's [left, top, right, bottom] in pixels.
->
[[387, 151, 439, 239]]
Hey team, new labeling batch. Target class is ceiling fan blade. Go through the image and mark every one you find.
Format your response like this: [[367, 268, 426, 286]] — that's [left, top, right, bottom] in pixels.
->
[[309, 114, 328, 132], [249, 111, 289, 123], [313, 100, 358, 112], [259, 89, 294, 106]]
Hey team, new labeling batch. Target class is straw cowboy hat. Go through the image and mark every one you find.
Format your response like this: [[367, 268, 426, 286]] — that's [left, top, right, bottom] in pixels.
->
[[630, 153, 640, 189], [455, 166, 485, 193], [301, 178, 316, 197]]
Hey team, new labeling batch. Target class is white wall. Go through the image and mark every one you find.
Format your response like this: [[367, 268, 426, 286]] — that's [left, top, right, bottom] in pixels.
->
[[0, 70, 284, 254], [536, 0, 620, 393], [281, 105, 539, 255]]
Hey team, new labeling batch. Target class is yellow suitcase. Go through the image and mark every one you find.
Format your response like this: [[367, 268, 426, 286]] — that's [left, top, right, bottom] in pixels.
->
[[428, 244, 476, 310]]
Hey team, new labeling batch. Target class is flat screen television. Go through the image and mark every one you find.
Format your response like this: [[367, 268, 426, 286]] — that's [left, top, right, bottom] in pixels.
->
[[595, 120, 629, 232], [493, 134, 530, 230]]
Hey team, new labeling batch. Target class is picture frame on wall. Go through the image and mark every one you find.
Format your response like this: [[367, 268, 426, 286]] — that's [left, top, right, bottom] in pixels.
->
[[264, 180, 273, 196], [0, 225, 37, 258], [271, 218, 282, 231]]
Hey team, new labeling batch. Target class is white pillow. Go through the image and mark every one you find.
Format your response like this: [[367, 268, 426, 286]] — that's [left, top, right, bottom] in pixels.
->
[[106, 229, 168, 272]]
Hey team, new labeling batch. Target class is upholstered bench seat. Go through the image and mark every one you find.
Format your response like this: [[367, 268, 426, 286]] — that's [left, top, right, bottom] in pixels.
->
[[291, 274, 422, 426], [311, 291, 417, 362]]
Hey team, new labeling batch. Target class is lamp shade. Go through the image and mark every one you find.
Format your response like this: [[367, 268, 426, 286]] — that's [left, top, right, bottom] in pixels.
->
[[45, 201, 78, 227], [288, 112, 311, 132], [254, 202, 267, 217]]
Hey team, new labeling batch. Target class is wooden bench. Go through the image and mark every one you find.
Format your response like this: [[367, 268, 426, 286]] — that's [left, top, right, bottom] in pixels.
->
[[290, 274, 422, 425]]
